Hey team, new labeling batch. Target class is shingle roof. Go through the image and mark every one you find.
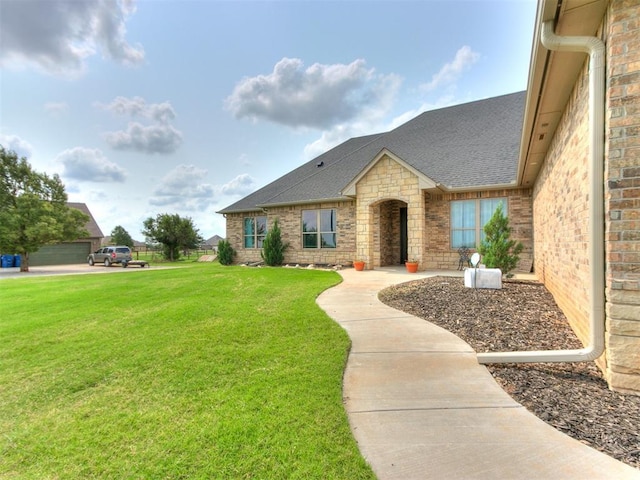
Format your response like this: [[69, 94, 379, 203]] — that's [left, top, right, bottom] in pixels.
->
[[68, 202, 104, 238], [219, 91, 525, 214]]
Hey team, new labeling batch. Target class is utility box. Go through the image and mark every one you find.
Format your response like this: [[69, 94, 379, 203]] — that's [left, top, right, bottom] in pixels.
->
[[464, 268, 502, 289]]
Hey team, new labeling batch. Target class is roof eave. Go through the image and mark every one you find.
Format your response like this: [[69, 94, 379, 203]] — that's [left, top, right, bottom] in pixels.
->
[[517, 0, 609, 187], [437, 181, 521, 193]]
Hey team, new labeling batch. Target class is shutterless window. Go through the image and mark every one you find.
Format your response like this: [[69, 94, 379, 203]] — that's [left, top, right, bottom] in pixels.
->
[[302, 209, 336, 248], [244, 216, 267, 248], [451, 198, 506, 248]]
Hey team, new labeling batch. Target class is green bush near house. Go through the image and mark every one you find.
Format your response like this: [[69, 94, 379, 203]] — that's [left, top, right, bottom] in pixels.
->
[[479, 202, 524, 277], [262, 218, 289, 266], [217, 239, 236, 265], [0, 264, 374, 479]]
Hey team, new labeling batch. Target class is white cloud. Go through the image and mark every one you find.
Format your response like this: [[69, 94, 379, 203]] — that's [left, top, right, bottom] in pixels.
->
[[99, 97, 183, 154], [421, 46, 480, 92], [150, 164, 215, 211], [226, 57, 401, 129], [0, 134, 34, 158], [0, 0, 144, 76], [57, 147, 127, 182], [44, 102, 70, 116], [98, 96, 176, 124], [104, 122, 183, 154], [220, 174, 256, 196]]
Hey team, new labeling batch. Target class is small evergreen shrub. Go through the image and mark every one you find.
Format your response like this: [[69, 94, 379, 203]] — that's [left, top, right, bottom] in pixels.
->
[[478, 203, 524, 278], [261, 218, 289, 266], [217, 239, 235, 266]]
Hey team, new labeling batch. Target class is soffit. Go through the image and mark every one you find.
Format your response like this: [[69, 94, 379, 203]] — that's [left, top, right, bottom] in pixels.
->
[[518, 0, 608, 187]]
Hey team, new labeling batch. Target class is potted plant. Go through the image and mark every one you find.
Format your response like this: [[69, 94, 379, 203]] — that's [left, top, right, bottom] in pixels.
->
[[353, 260, 365, 271], [405, 259, 419, 273]]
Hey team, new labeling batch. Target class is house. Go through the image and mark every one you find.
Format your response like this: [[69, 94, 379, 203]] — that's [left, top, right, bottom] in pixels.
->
[[219, 0, 639, 394], [29, 202, 103, 266], [202, 234, 224, 252], [219, 91, 533, 271]]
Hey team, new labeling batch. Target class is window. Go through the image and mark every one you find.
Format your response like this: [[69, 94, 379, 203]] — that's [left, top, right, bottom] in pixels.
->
[[302, 209, 336, 248], [244, 216, 267, 248], [451, 198, 506, 248]]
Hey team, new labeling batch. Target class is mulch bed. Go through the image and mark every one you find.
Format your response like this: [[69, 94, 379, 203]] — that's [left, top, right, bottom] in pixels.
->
[[378, 276, 640, 469]]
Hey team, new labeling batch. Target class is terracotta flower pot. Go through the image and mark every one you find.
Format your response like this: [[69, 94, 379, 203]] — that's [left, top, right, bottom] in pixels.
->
[[353, 261, 365, 271], [405, 261, 419, 273]]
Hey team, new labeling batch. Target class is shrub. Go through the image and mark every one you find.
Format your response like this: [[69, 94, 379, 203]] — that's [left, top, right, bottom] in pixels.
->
[[261, 218, 289, 266], [217, 239, 235, 265], [478, 203, 524, 277]]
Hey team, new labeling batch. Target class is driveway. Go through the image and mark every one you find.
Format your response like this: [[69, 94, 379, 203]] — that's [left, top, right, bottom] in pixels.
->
[[0, 263, 165, 280]]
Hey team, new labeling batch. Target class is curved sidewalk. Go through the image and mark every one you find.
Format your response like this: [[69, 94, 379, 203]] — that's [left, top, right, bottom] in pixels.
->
[[316, 267, 640, 480]]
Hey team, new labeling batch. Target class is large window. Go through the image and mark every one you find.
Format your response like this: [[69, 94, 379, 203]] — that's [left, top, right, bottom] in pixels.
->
[[244, 216, 267, 248], [451, 198, 506, 248], [302, 209, 336, 248]]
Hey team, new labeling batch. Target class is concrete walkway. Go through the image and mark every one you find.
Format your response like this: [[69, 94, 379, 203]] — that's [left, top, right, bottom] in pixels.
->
[[316, 267, 640, 480]]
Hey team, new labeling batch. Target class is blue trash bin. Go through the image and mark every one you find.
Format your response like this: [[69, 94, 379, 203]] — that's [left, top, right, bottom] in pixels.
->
[[14, 254, 21, 268], [1, 254, 14, 268]]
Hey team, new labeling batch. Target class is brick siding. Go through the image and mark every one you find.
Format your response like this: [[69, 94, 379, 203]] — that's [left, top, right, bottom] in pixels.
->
[[533, 0, 640, 394]]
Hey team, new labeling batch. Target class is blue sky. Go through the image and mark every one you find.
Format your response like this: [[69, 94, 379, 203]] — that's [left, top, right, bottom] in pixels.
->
[[0, 0, 537, 240]]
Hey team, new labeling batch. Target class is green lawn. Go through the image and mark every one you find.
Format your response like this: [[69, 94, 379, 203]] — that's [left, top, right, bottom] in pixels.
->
[[0, 264, 374, 479]]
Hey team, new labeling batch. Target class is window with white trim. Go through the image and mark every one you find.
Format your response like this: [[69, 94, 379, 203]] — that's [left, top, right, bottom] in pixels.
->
[[244, 216, 267, 248], [451, 198, 506, 248], [302, 209, 336, 248]]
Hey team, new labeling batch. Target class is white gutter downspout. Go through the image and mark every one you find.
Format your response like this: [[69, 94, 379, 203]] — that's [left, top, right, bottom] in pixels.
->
[[478, 21, 606, 364]]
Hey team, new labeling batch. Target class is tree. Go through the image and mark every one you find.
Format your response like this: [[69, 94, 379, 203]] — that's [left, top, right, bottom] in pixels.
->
[[111, 225, 134, 248], [0, 146, 89, 272], [478, 202, 524, 278], [142, 213, 202, 261], [261, 218, 289, 266]]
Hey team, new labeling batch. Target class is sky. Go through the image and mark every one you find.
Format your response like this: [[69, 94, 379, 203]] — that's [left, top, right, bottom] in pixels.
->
[[0, 0, 537, 241]]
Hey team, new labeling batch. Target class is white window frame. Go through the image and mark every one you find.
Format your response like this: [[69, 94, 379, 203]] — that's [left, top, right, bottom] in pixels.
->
[[243, 216, 267, 249], [302, 209, 337, 249], [451, 198, 507, 249]]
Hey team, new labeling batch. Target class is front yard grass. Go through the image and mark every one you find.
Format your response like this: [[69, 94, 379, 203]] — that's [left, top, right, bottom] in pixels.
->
[[0, 264, 374, 479]]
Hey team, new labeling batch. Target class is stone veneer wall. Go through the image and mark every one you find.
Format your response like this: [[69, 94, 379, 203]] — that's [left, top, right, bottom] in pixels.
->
[[424, 189, 533, 271], [604, 0, 640, 394], [354, 154, 425, 269], [224, 200, 357, 265]]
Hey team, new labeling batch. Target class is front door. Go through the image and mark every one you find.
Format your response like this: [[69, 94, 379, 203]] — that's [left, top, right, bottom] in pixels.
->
[[400, 207, 408, 264]]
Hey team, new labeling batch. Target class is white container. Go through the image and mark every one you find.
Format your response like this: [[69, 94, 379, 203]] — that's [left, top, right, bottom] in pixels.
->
[[464, 268, 502, 289]]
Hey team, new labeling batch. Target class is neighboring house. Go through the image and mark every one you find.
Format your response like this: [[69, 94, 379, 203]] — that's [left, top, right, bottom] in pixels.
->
[[219, 91, 534, 272], [202, 235, 224, 252], [29, 202, 104, 266], [219, 0, 639, 394]]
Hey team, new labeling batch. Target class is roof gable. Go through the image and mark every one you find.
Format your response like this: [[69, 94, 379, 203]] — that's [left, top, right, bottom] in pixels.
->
[[68, 202, 104, 238], [342, 148, 437, 196]]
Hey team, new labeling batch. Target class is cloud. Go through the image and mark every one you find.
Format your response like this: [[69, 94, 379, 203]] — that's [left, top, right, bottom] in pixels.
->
[[220, 174, 256, 196], [421, 46, 480, 92], [57, 147, 127, 182], [0, 134, 34, 158], [104, 122, 183, 154], [97, 96, 176, 124], [150, 164, 215, 211], [99, 96, 183, 154], [0, 0, 144, 76], [226, 57, 401, 129], [44, 102, 70, 116]]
